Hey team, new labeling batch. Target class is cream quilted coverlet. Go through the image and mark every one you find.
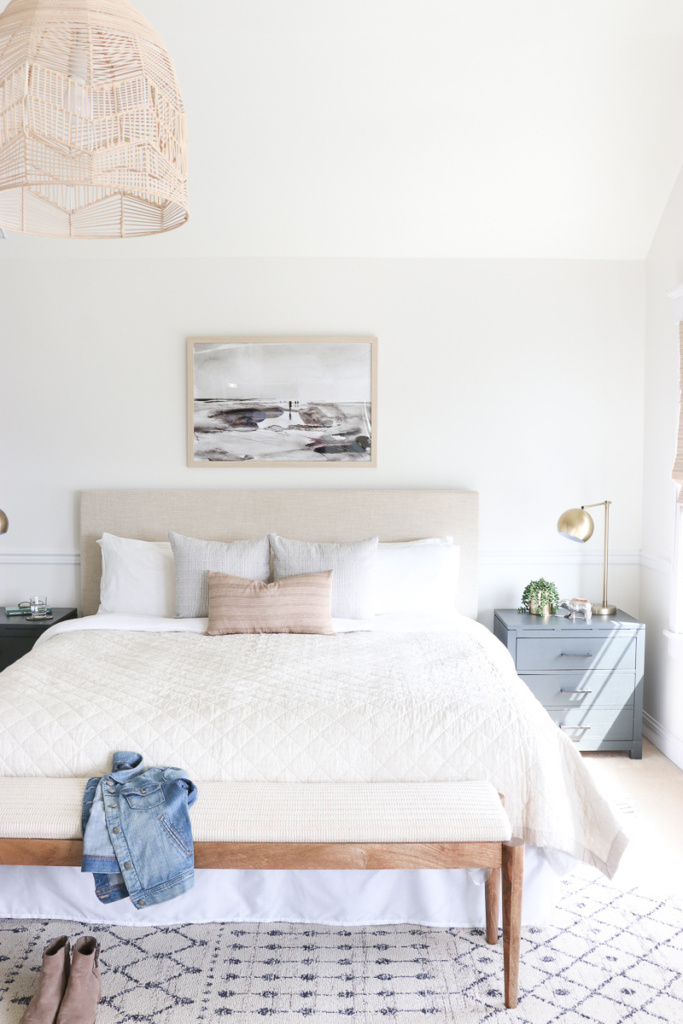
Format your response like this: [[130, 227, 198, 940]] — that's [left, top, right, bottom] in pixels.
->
[[0, 619, 626, 875]]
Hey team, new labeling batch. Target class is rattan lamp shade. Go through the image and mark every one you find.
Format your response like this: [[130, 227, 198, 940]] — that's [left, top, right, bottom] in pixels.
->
[[0, 0, 188, 237]]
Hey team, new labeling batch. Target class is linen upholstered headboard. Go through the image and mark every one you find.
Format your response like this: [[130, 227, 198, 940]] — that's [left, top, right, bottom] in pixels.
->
[[80, 489, 479, 618]]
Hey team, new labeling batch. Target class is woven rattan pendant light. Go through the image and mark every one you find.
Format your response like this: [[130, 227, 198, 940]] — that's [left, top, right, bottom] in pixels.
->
[[0, 0, 188, 237]]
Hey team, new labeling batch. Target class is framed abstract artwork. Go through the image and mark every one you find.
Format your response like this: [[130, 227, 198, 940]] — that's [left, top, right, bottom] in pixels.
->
[[187, 336, 377, 467]]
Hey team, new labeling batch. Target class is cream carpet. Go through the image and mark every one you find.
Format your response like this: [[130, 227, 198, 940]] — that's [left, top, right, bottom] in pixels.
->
[[583, 740, 683, 900], [1, 867, 681, 1023]]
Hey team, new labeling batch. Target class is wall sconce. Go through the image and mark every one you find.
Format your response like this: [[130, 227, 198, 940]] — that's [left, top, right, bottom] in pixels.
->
[[0, 508, 7, 534], [557, 501, 616, 616]]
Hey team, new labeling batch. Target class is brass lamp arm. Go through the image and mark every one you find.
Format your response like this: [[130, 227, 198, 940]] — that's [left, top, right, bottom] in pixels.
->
[[581, 501, 614, 614]]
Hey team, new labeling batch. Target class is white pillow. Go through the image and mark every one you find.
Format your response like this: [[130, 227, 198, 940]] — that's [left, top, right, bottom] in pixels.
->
[[375, 537, 460, 615], [269, 534, 378, 619], [98, 534, 175, 617]]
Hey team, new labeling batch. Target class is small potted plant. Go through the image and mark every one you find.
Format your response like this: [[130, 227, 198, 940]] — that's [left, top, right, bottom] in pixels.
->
[[519, 578, 559, 617]]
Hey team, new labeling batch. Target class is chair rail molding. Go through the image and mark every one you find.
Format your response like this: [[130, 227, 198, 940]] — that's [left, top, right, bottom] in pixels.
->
[[0, 550, 650, 569], [640, 552, 673, 575], [479, 549, 643, 567], [0, 553, 80, 565]]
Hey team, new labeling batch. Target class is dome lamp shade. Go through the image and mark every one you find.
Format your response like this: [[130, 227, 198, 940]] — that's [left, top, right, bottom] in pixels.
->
[[557, 507, 594, 543], [0, 0, 188, 238]]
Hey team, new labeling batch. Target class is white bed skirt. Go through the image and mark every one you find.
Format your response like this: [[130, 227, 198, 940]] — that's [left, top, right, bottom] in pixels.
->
[[0, 848, 572, 927]]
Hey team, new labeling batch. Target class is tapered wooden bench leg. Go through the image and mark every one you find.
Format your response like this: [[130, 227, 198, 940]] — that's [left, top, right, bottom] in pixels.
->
[[485, 867, 500, 944], [502, 838, 524, 1009]]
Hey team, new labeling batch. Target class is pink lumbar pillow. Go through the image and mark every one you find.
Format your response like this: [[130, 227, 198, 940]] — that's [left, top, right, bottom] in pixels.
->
[[205, 570, 336, 636]]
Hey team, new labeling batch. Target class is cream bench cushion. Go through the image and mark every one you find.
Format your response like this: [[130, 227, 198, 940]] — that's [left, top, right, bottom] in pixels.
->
[[0, 778, 512, 844]]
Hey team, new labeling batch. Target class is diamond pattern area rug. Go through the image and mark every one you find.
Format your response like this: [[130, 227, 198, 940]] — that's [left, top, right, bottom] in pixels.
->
[[1, 868, 681, 1023]]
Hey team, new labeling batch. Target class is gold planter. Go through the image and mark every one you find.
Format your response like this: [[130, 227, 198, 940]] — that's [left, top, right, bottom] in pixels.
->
[[528, 600, 553, 616]]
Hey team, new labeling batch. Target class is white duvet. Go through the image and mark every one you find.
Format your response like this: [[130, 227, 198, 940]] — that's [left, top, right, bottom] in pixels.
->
[[0, 613, 626, 876]]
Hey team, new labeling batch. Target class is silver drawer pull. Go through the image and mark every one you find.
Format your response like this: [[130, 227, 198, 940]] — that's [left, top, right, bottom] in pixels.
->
[[560, 689, 592, 695], [560, 725, 590, 732], [559, 652, 593, 658]]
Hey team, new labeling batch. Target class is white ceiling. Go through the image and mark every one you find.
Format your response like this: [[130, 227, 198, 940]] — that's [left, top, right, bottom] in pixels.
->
[[3, 0, 683, 260]]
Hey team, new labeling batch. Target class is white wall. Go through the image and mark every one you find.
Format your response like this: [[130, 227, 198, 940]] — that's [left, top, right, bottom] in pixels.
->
[[641, 163, 683, 768], [0, 257, 644, 626], [6, 0, 683, 261]]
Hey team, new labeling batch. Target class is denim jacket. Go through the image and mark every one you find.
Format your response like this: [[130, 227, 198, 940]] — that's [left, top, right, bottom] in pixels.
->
[[81, 751, 198, 909]]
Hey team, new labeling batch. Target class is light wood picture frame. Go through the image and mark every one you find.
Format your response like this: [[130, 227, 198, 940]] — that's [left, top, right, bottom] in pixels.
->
[[187, 336, 377, 467]]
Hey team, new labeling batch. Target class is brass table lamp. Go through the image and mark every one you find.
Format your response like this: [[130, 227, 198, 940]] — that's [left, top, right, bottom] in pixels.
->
[[557, 501, 616, 615]]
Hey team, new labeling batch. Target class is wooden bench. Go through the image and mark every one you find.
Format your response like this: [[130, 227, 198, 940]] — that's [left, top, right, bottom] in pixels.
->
[[0, 778, 525, 1009]]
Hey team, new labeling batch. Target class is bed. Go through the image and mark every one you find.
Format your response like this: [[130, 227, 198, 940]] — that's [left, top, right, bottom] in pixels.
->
[[0, 488, 626, 926]]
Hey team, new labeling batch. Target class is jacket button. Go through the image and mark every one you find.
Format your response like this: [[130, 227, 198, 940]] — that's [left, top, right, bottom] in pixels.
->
[[140, 788, 146, 793], [112, 826, 121, 834], [124, 861, 132, 870], [138, 900, 146, 906], [108, 803, 116, 808]]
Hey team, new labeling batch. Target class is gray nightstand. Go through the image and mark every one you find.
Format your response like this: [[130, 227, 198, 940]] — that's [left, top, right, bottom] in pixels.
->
[[0, 607, 77, 672], [493, 608, 644, 759]]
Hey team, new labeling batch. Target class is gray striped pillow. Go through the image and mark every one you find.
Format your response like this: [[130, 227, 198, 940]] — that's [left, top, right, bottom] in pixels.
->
[[169, 532, 270, 618], [205, 570, 336, 635], [269, 534, 378, 618]]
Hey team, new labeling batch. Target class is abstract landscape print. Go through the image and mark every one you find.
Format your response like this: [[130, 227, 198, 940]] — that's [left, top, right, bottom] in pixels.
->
[[188, 337, 377, 466]]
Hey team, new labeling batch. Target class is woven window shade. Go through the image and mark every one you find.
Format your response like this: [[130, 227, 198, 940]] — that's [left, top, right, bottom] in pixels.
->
[[673, 322, 683, 502], [0, 0, 188, 237]]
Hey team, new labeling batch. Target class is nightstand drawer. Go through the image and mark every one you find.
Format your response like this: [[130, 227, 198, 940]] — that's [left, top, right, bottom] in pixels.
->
[[495, 608, 644, 758], [520, 671, 635, 709], [516, 636, 636, 672], [546, 707, 635, 747]]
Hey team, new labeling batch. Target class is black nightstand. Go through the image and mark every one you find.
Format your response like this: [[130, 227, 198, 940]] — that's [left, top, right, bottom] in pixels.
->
[[494, 608, 645, 759], [0, 607, 78, 671]]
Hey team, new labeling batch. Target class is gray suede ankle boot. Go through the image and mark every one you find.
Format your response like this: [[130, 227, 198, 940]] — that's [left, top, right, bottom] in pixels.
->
[[20, 935, 70, 1024], [55, 937, 101, 1024]]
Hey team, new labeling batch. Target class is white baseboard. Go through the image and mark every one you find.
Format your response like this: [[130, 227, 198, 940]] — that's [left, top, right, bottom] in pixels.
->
[[642, 710, 683, 771]]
